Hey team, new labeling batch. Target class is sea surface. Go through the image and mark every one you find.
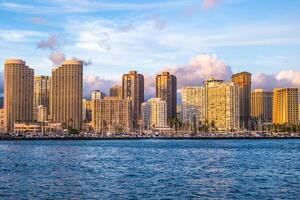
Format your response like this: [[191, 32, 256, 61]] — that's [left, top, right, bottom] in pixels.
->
[[0, 139, 299, 199]]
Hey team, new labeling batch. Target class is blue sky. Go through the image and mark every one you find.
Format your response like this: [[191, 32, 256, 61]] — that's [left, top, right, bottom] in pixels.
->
[[1, 0, 300, 97]]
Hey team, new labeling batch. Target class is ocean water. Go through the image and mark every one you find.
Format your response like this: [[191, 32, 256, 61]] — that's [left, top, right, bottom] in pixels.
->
[[0, 139, 299, 199]]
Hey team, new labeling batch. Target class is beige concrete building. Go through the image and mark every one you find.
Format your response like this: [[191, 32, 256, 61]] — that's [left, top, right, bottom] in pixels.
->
[[14, 123, 42, 133], [232, 72, 251, 129], [141, 98, 168, 129], [4, 59, 34, 132], [91, 90, 105, 100], [141, 101, 152, 130], [122, 71, 144, 128], [50, 60, 83, 130], [82, 99, 93, 122], [149, 98, 168, 128], [34, 76, 50, 108], [33, 105, 48, 122], [110, 85, 122, 98], [92, 97, 132, 133], [181, 87, 205, 126], [156, 72, 177, 121], [251, 89, 273, 122], [272, 88, 298, 125], [204, 79, 240, 130]]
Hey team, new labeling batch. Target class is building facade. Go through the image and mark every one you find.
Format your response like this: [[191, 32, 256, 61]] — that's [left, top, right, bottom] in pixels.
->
[[109, 85, 122, 98], [141, 102, 151, 130], [251, 89, 273, 122], [92, 97, 132, 133], [204, 79, 240, 130], [231, 72, 251, 129], [91, 90, 106, 100], [50, 60, 83, 130], [272, 88, 299, 125], [34, 76, 50, 109], [181, 87, 205, 126], [122, 71, 144, 128], [149, 98, 168, 128], [4, 59, 34, 132], [156, 72, 177, 122]]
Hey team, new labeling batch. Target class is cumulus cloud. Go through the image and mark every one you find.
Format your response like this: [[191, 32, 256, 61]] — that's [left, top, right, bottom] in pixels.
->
[[202, 0, 222, 10], [164, 54, 233, 88], [83, 75, 116, 99], [72, 57, 93, 66], [253, 70, 300, 91], [36, 34, 58, 50], [49, 51, 65, 66]]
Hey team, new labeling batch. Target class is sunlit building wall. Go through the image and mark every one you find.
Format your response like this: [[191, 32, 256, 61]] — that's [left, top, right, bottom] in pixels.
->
[[156, 72, 177, 122], [50, 60, 83, 130], [4, 59, 34, 132], [272, 88, 298, 125]]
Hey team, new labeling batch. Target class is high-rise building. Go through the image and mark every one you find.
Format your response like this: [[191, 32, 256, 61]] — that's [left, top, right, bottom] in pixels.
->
[[251, 89, 273, 122], [34, 76, 50, 108], [122, 71, 144, 128], [272, 88, 298, 125], [181, 87, 205, 126], [82, 99, 93, 122], [110, 85, 122, 98], [91, 90, 105, 100], [141, 98, 167, 129], [204, 79, 240, 130], [92, 97, 132, 133], [156, 72, 177, 121], [141, 102, 151, 130], [4, 59, 34, 132], [231, 72, 251, 129], [50, 60, 83, 130]]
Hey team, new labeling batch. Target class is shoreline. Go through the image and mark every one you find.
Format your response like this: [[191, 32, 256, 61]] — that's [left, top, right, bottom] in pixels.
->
[[1, 136, 300, 140]]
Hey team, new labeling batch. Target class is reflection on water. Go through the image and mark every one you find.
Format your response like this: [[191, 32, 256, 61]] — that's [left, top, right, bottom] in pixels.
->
[[0, 139, 299, 199]]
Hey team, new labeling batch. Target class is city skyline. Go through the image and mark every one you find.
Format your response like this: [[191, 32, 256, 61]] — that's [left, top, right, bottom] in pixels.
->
[[0, 0, 300, 98]]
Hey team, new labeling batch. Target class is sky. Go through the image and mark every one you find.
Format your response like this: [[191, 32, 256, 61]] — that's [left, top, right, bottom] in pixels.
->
[[0, 0, 300, 99]]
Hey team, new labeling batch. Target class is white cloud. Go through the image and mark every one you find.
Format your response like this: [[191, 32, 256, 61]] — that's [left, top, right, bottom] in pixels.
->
[[49, 51, 65, 66], [252, 71, 300, 91], [0, 1, 191, 13], [165, 54, 233, 88], [83, 75, 116, 98], [0, 29, 44, 42]]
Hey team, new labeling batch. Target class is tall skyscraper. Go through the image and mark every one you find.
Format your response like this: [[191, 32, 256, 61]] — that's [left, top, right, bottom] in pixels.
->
[[92, 97, 132, 133], [4, 59, 34, 132], [181, 87, 205, 126], [50, 60, 83, 130], [122, 71, 144, 128], [272, 88, 298, 125], [34, 75, 50, 108], [91, 90, 105, 100], [110, 85, 122, 98], [231, 72, 251, 129], [204, 79, 240, 130], [251, 89, 273, 122], [156, 72, 177, 121]]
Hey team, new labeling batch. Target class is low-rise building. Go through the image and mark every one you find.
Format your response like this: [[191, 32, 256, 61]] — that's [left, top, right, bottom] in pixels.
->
[[14, 123, 42, 133], [92, 97, 132, 133]]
